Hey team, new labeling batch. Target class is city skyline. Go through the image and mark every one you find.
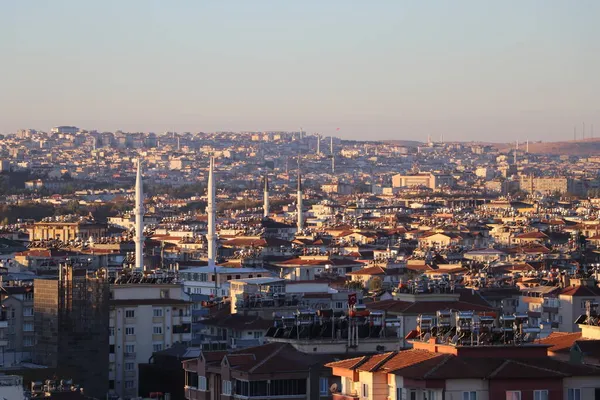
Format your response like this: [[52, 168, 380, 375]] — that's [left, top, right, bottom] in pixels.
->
[[2, 1, 599, 141]]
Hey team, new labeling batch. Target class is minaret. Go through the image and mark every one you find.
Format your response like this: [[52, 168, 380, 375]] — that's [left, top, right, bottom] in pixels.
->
[[134, 159, 145, 271], [207, 157, 216, 266], [263, 174, 270, 218], [330, 136, 335, 174], [316, 134, 321, 155], [297, 169, 304, 233]]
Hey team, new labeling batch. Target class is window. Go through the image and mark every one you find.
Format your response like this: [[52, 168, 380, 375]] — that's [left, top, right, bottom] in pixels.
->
[[153, 343, 163, 352], [153, 308, 163, 317], [335, 301, 344, 309], [23, 337, 34, 347], [506, 391, 521, 400], [362, 383, 369, 398], [160, 289, 170, 299], [200, 273, 207, 282], [534, 390, 549, 400], [153, 326, 163, 334], [319, 377, 328, 395], [23, 307, 33, 316], [222, 380, 232, 395], [198, 376, 207, 391], [125, 380, 134, 389], [125, 344, 135, 353], [23, 322, 33, 332], [426, 390, 436, 400], [125, 362, 134, 371], [254, 332, 263, 339], [567, 388, 581, 400], [125, 309, 135, 318], [463, 392, 477, 400], [125, 327, 135, 335], [581, 299, 594, 309], [109, 327, 114, 336]]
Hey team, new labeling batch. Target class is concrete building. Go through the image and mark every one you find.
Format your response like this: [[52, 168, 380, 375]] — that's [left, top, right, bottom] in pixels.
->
[[109, 276, 192, 399], [28, 216, 108, 241], [392, 173, 454, 190], [1, 284, 34, 364], [33, 264, 110, 399]]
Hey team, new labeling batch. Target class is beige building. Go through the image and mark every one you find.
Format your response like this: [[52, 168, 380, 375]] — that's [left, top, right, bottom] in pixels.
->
[[519, 176, 570, 195], [392, 173, 454, 190], [28, 217, 108, 241], [110, 281, 192, 398]]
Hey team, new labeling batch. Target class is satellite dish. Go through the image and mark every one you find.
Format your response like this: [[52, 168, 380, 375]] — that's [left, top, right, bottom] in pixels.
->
[[330, 383, 339, 393]]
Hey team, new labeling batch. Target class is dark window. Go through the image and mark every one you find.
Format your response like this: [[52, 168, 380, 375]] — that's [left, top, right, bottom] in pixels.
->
[[109, 345, 115, 354]]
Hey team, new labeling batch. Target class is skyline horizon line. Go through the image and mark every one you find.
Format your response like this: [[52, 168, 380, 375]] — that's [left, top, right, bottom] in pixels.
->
[[6, 123, 599, 145]]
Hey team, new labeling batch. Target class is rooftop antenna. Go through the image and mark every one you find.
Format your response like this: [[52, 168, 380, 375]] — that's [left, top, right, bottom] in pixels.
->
[[526, 139, 529, 153]]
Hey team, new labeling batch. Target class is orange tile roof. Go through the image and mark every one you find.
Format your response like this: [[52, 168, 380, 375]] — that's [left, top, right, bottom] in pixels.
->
[[539, 332, 582, 353]]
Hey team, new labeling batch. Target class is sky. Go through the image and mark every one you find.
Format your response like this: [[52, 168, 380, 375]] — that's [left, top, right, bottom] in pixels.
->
[[1, 1, 599, 142]]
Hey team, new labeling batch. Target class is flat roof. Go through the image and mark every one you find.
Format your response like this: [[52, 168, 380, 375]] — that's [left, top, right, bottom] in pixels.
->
[[230, 277, 285, 285]]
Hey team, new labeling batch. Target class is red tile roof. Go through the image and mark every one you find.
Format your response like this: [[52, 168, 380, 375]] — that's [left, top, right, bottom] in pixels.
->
[[539, 332, 582, 353], [560, 285, 600, 297]]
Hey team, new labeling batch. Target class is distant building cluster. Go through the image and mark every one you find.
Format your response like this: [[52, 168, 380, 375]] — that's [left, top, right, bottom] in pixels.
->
[[1, 127, 600, 399]]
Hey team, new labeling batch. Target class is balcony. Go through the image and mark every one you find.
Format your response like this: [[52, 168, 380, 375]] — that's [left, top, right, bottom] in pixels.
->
[[332, 394, 359, 400], [542, 299, 560, 313], [185, 386, 207, 400], [124, 352, 136, 359]]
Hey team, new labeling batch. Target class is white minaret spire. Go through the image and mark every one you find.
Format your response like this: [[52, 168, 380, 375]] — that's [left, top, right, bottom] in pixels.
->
[[207, 157, 217, 266], [134, 159, 145, 271], [297, 166, 304, 233], [263, 173, 270, 218], [330, 136, 335, 173]]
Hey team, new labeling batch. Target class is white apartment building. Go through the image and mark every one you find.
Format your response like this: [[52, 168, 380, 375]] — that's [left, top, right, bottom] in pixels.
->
[[109, 283, 192, 399], [180, 266, 271, 297]]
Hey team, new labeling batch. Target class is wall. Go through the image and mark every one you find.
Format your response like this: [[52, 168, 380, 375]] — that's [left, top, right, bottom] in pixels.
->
[[444, 379, 489, 400]]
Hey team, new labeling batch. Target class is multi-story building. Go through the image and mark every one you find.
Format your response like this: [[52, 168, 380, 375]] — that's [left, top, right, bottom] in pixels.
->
[[28, 215, 108, 241], [327, 310, 600, 400], [557, 279, 600, 333], [183, 342, 338, 400], [109, 273, 192, 399], [33, 263, 110, 399], [519, 176, 570, 195], [1, 284, 34, 365], [392, 172, 454, 190]]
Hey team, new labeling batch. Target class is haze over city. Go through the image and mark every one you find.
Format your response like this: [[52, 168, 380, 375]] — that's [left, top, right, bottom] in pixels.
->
[[2, 0, 599, 141]]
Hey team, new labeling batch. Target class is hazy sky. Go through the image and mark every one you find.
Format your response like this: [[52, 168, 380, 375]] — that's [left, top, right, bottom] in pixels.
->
[[1, 1, 599, 141]]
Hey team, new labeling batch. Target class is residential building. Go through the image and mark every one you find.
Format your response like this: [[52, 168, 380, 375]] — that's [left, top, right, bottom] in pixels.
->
[[109, 272, 192, 399], [33, 263, 110, 399]]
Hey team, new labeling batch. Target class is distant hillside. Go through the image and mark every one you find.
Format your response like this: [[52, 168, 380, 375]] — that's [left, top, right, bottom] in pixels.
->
[[383, 140, 423, 147], [494, 138, 600, 156]]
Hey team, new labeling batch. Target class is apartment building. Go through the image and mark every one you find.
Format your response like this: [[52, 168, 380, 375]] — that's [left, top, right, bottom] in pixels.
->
[[109, 277, 192, 399], [1, 284, 34, 364], [183, 342, 338, 400]]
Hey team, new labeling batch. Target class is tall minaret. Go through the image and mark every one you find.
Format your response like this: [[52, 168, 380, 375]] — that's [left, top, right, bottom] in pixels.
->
[[330, 136, 335, 173], [316, 134, 321, 155], [207, 157, 216, 266], [263, 173, 270, 218], [297, 168, 304, 233], [134, 159, 145, 271]]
